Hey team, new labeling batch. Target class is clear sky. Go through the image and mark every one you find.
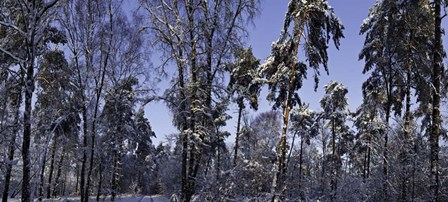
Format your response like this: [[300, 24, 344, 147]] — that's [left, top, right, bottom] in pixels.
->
[[144, 0, 379, 145]]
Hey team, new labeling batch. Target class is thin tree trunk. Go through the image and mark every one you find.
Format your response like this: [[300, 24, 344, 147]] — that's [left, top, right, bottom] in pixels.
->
[[64, 2, 88, 200], [80, 1, 94, 198], [367, 138, 371, 179], [272, 6, 309, 202], [86, 10, 111, 202], [179, 59, 189, 202], [46, 140, 57, 198], [96, 162, 103, 201], [382, 56, 393, 200], [363, 144, 368, 181], [185, 2, 200, 201], [111, 148, 119, 201], [411, 139, 417, 201], [70, 25, 88, 201], [401, 32, 413, 202], [173, 35, 189, 202], [76, 163, 79, 194], [1, 1, 58, 200], [330, 119, 337, 202], [430, 1, 442, 201], [64, 170, 68, 196], [2, 132, 17, 202], [22, 61, 35, 202], [85, 0, 105, 199], [363, 133, 372, 182], [2, 94, 22, 202], [383, 100, 390, 200], [80, 109, 88, 202], [63, 169, 68, 196], [79, 109, 87, 202], [136, 170, 142, 194], [233, 106, 243, 167], [365, 110, 374, 181], [287, 131, 299, 168], [161, 2, 189, 201], [53, 146, 65, 197], [366, 107, 374, 180], [401, 164, 407, 202], [320, 126, 326, 198], [217, 148, 221, 181], [299, 136, 304, 200], [180, 90, 189, 202], [38, 148, 48, 201], [112, 141, 123, 202], [380, 12, 397, 198]]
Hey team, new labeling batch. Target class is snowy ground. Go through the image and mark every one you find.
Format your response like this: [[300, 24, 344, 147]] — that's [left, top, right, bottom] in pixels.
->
[[7, 195, 170, 202]]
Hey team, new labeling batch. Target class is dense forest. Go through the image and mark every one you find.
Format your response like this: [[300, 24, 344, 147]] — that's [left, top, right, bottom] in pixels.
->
[[1, 0, 447, 201]]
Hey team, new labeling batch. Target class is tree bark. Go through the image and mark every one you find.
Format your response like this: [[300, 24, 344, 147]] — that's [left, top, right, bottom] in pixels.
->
[[233, 106, 243, 167], [383, 94, 390, 201], [411, 139, 417, 201], [299, 136, 304, 200], [53, 147, 65, 197], [363, 132, 371, 181], [111, 147, 119, 201], [272, 5, 308, 201], [46, 140, 58, 198], [366, 136, 371, 179], [381, 50, 394, 200], [96, 162, 104, 201], [430, 0, 442, 201], [22, 61, 35, 202], [330, 119, 337, 202], [85, 0, 112, 198], [185, 2, 200, 201], [400, 31, 413, 202], [80, 1, 94, 200], [2, 90, 22, 202], [80, 108, 88, 202], [380, 9, 397, 199], [320, 125, 326, 198], [38, 147, 48, 201], [2, 132, 17, 202], [76, 163, 79, 194]]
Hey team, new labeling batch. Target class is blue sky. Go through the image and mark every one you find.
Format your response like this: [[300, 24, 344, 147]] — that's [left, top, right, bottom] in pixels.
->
[[145, 0, 378, 144]]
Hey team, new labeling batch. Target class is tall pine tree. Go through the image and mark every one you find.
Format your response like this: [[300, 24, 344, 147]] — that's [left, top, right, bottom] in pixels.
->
[[259, 0, 343, 200]]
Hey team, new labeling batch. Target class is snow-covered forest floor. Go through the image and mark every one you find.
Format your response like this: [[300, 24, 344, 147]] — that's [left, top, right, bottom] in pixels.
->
[[6, 195, 170, 202]]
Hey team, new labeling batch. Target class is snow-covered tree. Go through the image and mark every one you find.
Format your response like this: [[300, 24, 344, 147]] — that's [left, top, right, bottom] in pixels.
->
[[132, 108, 156, 194], [0, 30, 24, 200], [0, 58, 23, 202], [360, 1, 436, 199], [33, 50, 80, 199], [58, 1, 150, 200], [429, 0, 444, 200], [57, 1, 112, 200], [259, 0, 344, 200], [140, 0, 259, 200], [236, 111, 281, 200], [319, 81, 352, 201], [227, 47, 261, 167], [99, 77, 138, 201], [0, 1, 62, 201], [287, 104, 317, 200], [353, 79, 387, 183]]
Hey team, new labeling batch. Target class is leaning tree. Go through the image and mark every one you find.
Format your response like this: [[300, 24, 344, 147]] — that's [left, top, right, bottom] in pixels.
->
[[258, 0, 343, 200]]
